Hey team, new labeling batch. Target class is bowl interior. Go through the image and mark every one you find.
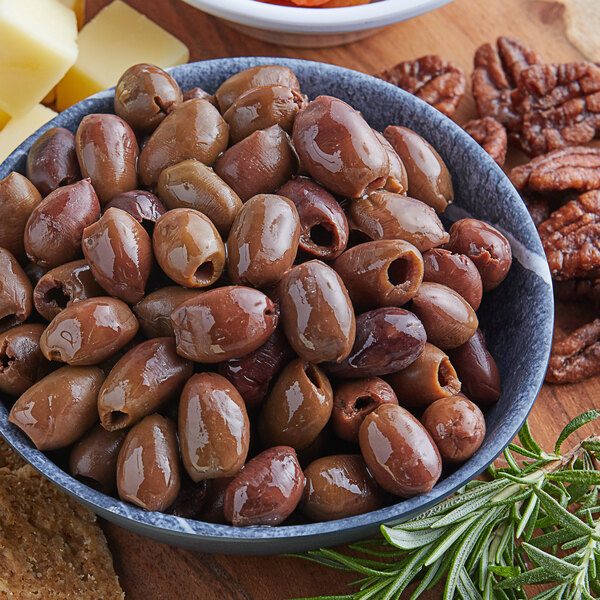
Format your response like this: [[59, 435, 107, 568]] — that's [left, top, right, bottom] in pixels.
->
[[0, 57, 553, 554]]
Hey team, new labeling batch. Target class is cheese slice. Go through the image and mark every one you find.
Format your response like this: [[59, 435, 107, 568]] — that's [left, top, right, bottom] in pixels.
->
[[58, 0, 85, 29], [55, 1, 189, 111], [0, 105, 57, 164], [0, 0, 78, 117], [0, 110, 10, 132]]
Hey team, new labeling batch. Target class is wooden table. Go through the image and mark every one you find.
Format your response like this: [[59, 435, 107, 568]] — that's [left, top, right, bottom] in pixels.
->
[[84, 0, 600, 597]]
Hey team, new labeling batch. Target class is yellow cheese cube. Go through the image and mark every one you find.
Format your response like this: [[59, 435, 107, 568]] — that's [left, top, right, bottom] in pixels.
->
[[0, 110, 10, 132], [0, 0, 78, 117], [55, 1, 189, 111], [0, 105, 57, 164], [58, 0, 85, 29]]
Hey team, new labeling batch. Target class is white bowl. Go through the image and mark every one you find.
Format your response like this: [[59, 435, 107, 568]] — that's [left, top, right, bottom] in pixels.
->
[[182, 0, 454, 47]]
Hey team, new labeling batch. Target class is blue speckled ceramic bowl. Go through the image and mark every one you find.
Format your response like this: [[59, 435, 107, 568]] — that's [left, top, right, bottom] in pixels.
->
[[0, 58, 553, 554]]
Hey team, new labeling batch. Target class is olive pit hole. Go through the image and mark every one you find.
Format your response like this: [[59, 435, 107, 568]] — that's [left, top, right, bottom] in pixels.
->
[[353, 395, 374, 411], [387, 257, 411, 287], [0, 344, 14, 372], [194, 262, 214, 284], [105, 410, 130, 430], [44, 284, 70, 309], [309, 224, 334, 248], [438, 358, 459, 393], [305, 364, 322, 388]]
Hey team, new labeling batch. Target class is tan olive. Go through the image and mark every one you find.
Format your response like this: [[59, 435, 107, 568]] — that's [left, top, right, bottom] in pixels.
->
[[215, 65, 301, 112], [374, 131, 408, 195], [152, 208, 225, 288], [384, 126, 453, 213], [411, 282, 478, 349], [260, 358, 333, 450], [224, 84, 307, 144], [215, 125, 298, 202], [179, 373, 250, 481], [157, 159, 242, 235], [386, 343, 461, 408], [8, 365, 105, 451], [116, 414, 181, 511], [347, 191, 449, 252], [227, 194, 300, 288], [0, 248, 33, 333], [333, 239, 423, 312], [0, 172, 42, 259], [138, 98, 229, 189]]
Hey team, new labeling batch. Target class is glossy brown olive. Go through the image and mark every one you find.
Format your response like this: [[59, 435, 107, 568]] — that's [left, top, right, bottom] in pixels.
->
[[179, 373, 250, 481], [223, 446, 305, 526], [114, 63, 183, 133], [411, 282, 478, 349], [301, 454, 386, 521], [116, 414, 181, 511], [25, 127, 81, 197], [332, 377, 398, 443], [8, 365, 105, 450], [333, 240, 424, 311], [292, 96, 389, 198], [0, 172, 42, 258], [0, 248, 33, 332], [448, 329, 501, 406], [386, 343, 461, 408], [279, 260, 355, 364], [98, 337, 193, 431], [75, 114, 139, 204], [33, 260, 105, 321], [171, 286, 278, 363], [224, 84, 307, 144], [24, 179, 101, 267], [218, 328, 295, 409], [157, 159, 242, 235], [446, 219, 512, 291], [138, 98, 229, 189], [325, 307, 426, 378], [215, 65, 301, 113], [82, 207, 153, 304], [384, 126, 453, 213], [423, 248, 483, 310], [0, 324, 51, 396], [347, 191, 449, 252], [260, 358, 333, 450], [358, 404, 442, 497], [69, 425, 128, 494], [421, 394, 486, 463], [227, 194, 300, 288], [40, 297, 139, 365], [374, 131, 408, 194], [215, 125, 298, 202], [133, 286, 204, 338], [152, 208, 225, 288], [182, 87, 217, 106], [103, 190, 166, 230], [277, 177, 349, 260]]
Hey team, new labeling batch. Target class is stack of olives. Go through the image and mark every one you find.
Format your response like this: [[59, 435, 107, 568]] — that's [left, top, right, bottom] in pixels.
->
[[0, 63, 511, 527]]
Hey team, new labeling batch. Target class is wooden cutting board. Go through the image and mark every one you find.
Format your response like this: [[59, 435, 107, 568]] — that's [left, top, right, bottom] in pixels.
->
[[82, 0, 599, 597]]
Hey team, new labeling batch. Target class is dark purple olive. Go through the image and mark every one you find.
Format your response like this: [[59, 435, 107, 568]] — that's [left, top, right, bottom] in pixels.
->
[[103, 190, 166, 231]]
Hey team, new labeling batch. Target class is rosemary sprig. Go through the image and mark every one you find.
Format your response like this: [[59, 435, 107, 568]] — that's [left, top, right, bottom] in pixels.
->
[[293, 410, 600, 600]]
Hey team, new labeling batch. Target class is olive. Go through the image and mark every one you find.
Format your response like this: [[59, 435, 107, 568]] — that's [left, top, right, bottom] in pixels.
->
[[103, 190, 166, 231], [359, 404, 442, 497], [0, 248, 33, 332], [179, 373, 250, 481], [182, 87, 217, 106], [421, 394, 486, 463], [227, 194, 300, 288], [260, 358, 333, 450], [374, 130, 408, 194], [8, 365, 105, 451]]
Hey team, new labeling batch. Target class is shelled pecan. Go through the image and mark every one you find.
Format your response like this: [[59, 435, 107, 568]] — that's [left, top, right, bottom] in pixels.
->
[[463, 116, 507, 166], [538, 190, 600, 280], [546, 318, 600, 384], [380, 55, 466, 118]]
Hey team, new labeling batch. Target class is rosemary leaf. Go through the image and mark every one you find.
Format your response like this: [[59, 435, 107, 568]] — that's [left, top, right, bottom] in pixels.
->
[[555, 411, 600, 454]]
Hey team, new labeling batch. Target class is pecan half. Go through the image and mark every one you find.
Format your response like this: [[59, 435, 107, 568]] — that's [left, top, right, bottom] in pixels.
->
[[472, 36, 543, 130], [380, 55, 466, 118], [516, 62, 600, 156], [509, 146, 600, 194], [546, 318, 600, 384], [539, 190, 600, 280], [463, 116, 508, 166]]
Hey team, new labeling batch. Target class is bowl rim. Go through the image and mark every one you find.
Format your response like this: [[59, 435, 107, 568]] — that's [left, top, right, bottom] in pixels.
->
[[181, 0, 455, 33], [0, 56, 554, 550]]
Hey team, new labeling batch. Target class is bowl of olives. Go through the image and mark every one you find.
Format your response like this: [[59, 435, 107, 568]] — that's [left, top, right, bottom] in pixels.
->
[[0, 57, 553, 554]]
